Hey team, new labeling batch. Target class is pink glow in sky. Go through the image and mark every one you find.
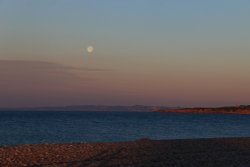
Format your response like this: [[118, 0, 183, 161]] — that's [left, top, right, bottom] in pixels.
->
[[0, 1, 250, 107]]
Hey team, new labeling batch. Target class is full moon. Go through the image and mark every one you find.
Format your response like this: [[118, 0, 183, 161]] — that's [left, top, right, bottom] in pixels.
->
[[87, 46, 94, 53]]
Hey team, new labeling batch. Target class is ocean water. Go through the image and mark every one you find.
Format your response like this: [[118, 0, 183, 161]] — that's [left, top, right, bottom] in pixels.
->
[[0, 111, 250, 145]]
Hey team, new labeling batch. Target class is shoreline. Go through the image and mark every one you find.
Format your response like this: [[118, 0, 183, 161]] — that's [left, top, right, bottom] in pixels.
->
[[1, 137, 250, 167], [155, 105, 250, 115]]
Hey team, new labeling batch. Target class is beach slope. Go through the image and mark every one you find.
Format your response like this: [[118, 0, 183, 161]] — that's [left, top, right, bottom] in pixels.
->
[[1, 138, 250, 167]]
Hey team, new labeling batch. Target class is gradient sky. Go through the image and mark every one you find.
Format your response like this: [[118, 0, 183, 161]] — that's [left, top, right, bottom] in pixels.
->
[[0, 0, 250, 107]]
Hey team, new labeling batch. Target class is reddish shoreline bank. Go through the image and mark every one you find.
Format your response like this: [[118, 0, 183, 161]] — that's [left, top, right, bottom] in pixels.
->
[[155, 105, 250, 114], [1, 137, 250, 167]]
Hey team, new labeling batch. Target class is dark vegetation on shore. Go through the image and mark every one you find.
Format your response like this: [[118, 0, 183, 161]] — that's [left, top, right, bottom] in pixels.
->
[[155, 105, 250, 114], [1, 138, 250, 167]]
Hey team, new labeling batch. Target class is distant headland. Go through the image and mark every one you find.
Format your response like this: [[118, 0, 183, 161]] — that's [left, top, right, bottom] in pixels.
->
[[154, 105, 250, 114]]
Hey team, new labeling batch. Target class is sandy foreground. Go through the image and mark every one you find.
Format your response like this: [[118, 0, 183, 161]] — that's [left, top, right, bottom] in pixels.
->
[[0, 138, 250, 167]]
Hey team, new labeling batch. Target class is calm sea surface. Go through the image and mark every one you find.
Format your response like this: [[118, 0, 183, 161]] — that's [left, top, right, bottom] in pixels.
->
[[0, 111, 250, 145]]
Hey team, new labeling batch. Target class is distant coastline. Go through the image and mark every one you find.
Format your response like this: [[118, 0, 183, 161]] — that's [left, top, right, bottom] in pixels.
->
[[1, 105, 250, 114], [0, 105, 170, 112], [155, 105, 250, 114]]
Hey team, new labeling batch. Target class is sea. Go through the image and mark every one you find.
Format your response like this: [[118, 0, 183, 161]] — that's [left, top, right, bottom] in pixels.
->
[[0, 111, 250, 146]]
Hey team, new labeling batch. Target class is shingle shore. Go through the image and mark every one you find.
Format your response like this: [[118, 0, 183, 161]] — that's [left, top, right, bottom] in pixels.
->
[[0, 138, 250, 167]]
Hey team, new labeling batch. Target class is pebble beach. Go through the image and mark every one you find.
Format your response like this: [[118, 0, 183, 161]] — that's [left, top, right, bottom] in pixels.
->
[[1, 137, 250, 167]]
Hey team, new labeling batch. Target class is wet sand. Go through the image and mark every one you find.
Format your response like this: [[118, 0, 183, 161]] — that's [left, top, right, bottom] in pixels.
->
[[0, 137, 250, 167]]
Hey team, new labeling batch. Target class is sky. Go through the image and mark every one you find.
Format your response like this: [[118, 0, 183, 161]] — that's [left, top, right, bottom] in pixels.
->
[[0, 0, 249, 107]]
